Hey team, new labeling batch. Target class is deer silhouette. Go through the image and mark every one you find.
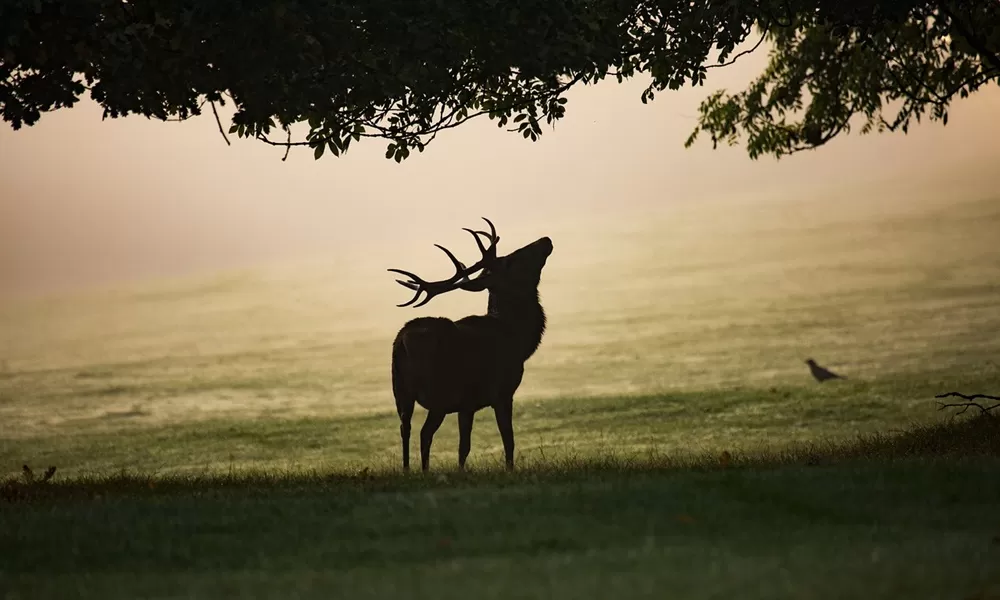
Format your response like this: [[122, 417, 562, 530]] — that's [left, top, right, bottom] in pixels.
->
[[388, 218, 553, 472]]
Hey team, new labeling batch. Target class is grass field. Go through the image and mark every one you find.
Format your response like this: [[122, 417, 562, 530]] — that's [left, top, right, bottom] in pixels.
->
[[3, 419, 1000, 599], [2, 187, 1000, 598]]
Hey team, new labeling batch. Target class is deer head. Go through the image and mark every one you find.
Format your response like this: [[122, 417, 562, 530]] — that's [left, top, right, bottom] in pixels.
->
[[388, 217, 552, 308]]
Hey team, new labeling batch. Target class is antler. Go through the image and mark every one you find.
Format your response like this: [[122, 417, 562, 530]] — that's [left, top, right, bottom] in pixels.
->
[[388, 217, 499, 308]]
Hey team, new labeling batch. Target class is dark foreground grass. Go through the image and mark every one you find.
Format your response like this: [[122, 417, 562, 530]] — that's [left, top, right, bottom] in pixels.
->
[[3, 415, 1000, 600]]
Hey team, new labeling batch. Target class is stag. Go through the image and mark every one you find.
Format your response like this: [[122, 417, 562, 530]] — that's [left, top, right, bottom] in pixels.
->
[[388, 218, 553, 472]]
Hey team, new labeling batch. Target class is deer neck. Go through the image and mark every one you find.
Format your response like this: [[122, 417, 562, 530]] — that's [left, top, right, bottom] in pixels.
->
[[486, 290, 547, 360]]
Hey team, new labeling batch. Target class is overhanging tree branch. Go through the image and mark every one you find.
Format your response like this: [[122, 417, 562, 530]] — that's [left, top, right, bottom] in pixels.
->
[[1, 0, 998, 162], [687, 0, 1000, 160]]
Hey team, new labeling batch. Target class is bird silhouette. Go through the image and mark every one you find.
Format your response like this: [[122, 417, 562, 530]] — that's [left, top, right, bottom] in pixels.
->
[[805, 358, 846, 382]]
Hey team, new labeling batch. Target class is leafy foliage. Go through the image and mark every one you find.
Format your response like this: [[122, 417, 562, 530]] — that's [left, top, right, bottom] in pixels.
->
[[687, 0, 1000, 158], [1, 0, 997, 161]]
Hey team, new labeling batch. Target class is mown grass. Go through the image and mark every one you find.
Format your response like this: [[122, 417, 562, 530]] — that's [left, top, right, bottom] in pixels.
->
[[4, 359, 998, 479], [3, 414, 1000, 600]]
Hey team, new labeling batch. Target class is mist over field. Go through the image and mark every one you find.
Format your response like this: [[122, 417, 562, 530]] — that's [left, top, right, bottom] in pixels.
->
[[2, 173, 998, 464]]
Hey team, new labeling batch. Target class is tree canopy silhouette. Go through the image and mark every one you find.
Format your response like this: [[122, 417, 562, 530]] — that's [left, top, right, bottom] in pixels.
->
[[2, 0, 997, 161]]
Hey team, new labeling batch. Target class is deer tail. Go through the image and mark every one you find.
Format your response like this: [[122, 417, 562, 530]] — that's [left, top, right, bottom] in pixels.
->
[[391, 335, 414, 422]]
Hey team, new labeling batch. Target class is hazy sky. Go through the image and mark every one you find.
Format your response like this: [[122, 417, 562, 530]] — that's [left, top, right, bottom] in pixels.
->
[[2, 50, 999, 297]]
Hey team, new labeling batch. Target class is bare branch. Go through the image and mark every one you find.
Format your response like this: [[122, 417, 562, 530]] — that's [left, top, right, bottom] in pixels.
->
[[935, 392, 1000, 415], [210, 101, 231, 146], [706, 27, 769, 70], [256, 134, 311, 148], [936, 392, 1000, 402]]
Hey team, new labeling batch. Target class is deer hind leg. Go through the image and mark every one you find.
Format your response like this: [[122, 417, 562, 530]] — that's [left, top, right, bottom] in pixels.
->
[[420, 410, 446, 472], [400, 413, 412, 471], [395, 395, 414, 471], [458, 410, 475, 470], [391, 337, 415, 471], [493, 400, 515, 471]]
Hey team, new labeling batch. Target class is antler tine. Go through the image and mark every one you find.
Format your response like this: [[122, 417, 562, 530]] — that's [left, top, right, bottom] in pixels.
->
[[412, 292, 437, 308], [397, 289, 423, 308], [481, 217, 497, 242], [386, 268, 427, 307], [387, 248, 465, 307], [387, 268, 426, 284], [478, 217, 499, 255], [462, 217, 500, 258], [470, 230, 499, 248], [387, 218, 500, 308], [434, 244, 468, 279], [462, 227, 489, 254]]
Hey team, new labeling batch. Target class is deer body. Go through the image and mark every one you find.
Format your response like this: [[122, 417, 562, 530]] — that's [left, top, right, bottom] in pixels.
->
[[388, 226, 551, 471]]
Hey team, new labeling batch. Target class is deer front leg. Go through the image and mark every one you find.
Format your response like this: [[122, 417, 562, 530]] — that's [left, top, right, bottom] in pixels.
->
[[493, 400, 515, 470], [420, 410, 446, 472], [458, 410, 475, 470]]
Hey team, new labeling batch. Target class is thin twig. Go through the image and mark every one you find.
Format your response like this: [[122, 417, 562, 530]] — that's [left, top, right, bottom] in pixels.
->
[[210, 101, 231, 146], [935, 392, 1000, 415], [256, 134, 311, 148], [936, 392, 1000, 402], [706, 27, 769, 70]]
